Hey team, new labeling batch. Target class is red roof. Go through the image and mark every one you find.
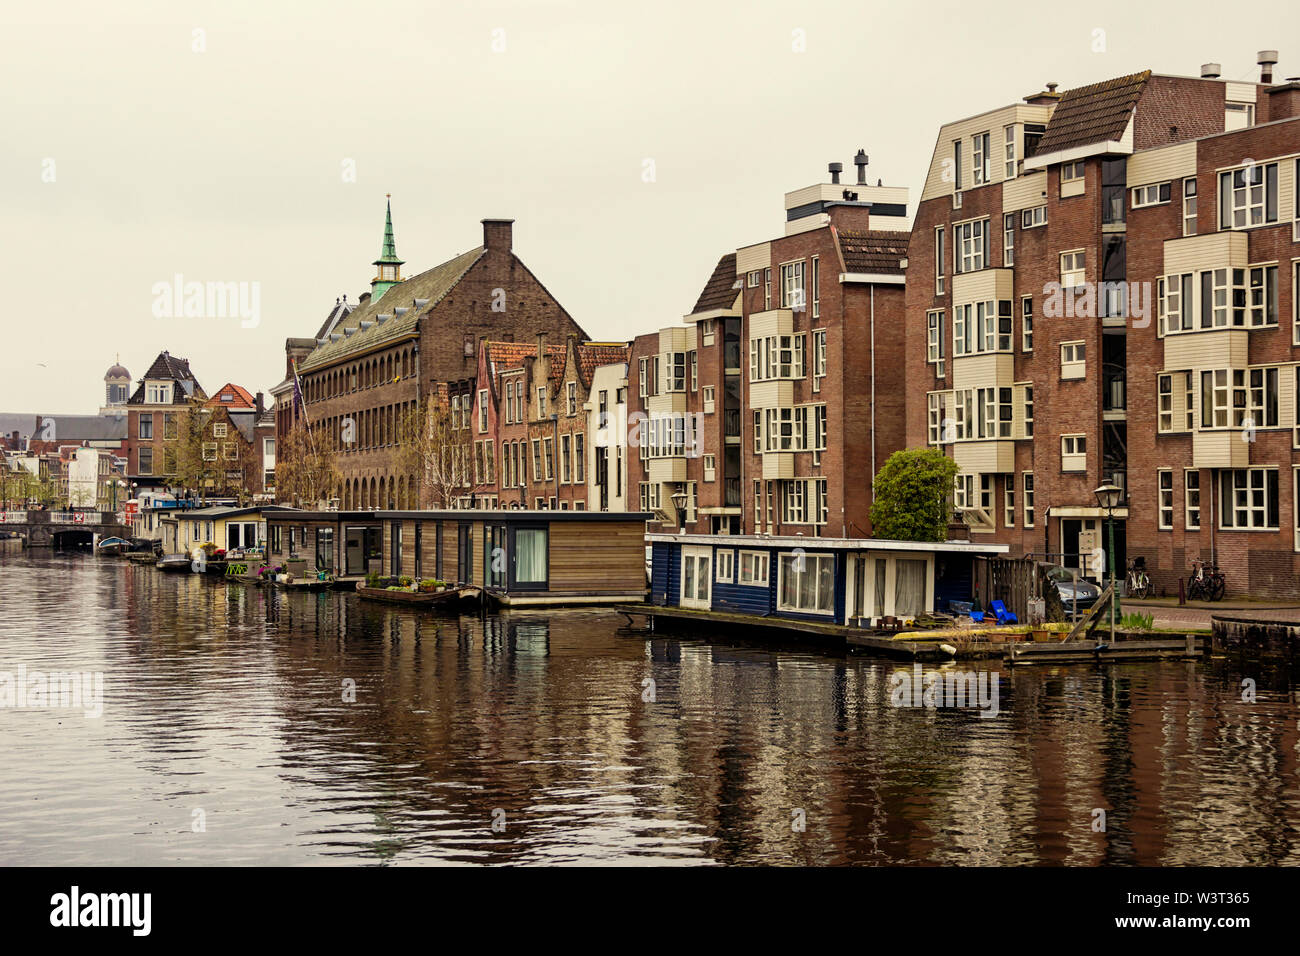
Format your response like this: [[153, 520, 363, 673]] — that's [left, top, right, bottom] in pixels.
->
[[205, 383, 257, 409]]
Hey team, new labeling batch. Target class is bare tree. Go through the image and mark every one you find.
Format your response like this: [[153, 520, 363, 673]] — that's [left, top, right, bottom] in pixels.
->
[[274, 418, 340, 508], [397, 391, 477, 509]]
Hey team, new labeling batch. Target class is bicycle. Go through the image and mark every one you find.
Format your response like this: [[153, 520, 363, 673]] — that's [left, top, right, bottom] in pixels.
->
[[1125, 557, 1150, 599], [1188, 559, 1226, 602]]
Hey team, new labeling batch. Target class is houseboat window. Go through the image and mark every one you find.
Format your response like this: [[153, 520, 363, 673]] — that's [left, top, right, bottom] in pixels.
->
[[715, 549, 735, 583], [269, 525, 282, 555], [778, 553, 834, 614], [512, 527, 548, 587], [738, 550, 769, 586], [317, 527, 334, 573], [894, 558, 927, 620], [390, 522, 402, 576]]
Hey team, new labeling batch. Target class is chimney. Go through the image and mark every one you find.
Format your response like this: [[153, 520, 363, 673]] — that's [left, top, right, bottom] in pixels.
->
[[1023, 82, 1062, 105], [1259, 50, 1278, 84], [1201, 63, 1221, 79], [1266, 76, 1300, 120], [853, 149, 868, 184], [828, 162, 842, 185], [482, 218, 514, 253]]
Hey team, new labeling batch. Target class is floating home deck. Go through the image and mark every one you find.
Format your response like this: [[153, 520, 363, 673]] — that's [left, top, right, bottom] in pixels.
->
[[618, 604, 1207, 663]]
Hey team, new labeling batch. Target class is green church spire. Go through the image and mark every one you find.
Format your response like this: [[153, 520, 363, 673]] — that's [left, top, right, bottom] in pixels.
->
[[371, 194, 405, 299]]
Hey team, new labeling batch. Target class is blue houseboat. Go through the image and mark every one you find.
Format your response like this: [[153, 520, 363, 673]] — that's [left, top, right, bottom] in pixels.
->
[[647, 533, 1009, 627]]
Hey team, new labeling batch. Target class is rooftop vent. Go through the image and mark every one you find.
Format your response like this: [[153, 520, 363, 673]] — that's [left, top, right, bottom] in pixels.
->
[[853, 148, 869, 184], [1259, 50, 1278, 84], [828, 161, 843, 185], [1201, 63, 1222, 79]]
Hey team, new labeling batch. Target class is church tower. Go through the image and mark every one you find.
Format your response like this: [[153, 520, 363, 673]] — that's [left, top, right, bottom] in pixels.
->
[[370, 195, 404, 300]]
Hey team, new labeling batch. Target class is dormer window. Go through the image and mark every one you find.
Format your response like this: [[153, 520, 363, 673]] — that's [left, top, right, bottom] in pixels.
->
[[145, 382, 173, 405]]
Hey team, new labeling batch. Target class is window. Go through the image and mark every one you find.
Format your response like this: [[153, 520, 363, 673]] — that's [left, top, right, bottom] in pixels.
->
[[505, 381, 515, 423], [778, 552, 835, 615], [1061, 341, 1086, 379], [1158, 470, 1174, 529], [1158, 374, 1173, 432], [690, 351, 698, 392], [953, 219, 987, 274], [1003, 213, 1015, 266], [138, 413, 153, 440], [738, 550, 769, 587], [531, 438, 542, 482], [137, 446, 153, 475], [1160, 273, 1195, 334], [926, 310, 945, 376], [763, 268, 771, 310], [1219, 162, 1278, 229], [1185, 470, 1201, 530], [934, 227, 945, 295], [1219, 468, 1278, 530], [1021, 296, 1033, 351], [1225, 101, 1255, 130], [703, 385, 716, 414], [511, 527, 548, 587], [560, 435, 571, 483], [749, 334, 805, 381], [1003, 473, 1015, 527], [202, 442, 217, 461], [1060, 159, 1086, 189], [667, 352, 687, 391], [223, 442, 237, 461], [1022, 385, 1034, 437], [212, 422, 228, 438], [952, 140, 962, 190], [782, 479, 806, 524], [1023, 472, 1035, 527], [716, 549, 735, 583], [972, 131, 989, 185], [1182, 178, 1198, 235], [780, 261, 805, 310], [1061, 434, 1086, 471], [811, 257, 820, 319], [574, 434, 584, 483], [1021, 205, 1047, 228], [748, 270, 760, 288], [813, 329, 827, 389], [1248, 265, 1278, 326], [1004, 125, 1016, 179], [566, 382, 577, 416], [703, 454, 716, 482], [701, 318, 715, 346], [1199, 267, 1246, 328], [1060, 250, 1085, 288], [479, 389, 490, 431], [753, 410, 762, 452], [537, 386, 547, 418], [145, 382, 172, 404], [639, 482, 661, 512], [1131, 182, 1172, 208]]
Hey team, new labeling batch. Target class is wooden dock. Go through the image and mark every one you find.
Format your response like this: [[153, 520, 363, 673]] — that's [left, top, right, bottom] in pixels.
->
[[613, 604, 1205, 664]]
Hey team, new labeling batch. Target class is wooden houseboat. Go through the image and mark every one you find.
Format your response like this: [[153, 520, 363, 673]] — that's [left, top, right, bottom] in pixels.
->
[[264, 508, 651, 607]]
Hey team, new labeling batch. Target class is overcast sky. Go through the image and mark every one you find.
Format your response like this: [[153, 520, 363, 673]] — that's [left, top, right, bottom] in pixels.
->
[[2, 0, 1296, 414]]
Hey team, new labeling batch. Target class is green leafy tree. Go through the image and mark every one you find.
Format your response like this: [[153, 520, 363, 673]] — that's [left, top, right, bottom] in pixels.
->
[[869, 448, 961, 541]]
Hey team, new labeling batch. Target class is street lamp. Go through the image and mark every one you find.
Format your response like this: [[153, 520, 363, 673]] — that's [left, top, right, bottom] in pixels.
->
[[669, 489, 688, 534], [1094, 483, 1122, 641]]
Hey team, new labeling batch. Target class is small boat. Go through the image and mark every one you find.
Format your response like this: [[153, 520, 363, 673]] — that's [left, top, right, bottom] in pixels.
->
[[96, 537, 129, 556], [156, 553, 193, 572], [126, 550, 160, 564], [271, 577, 329, 592], [356, 583, 477, 607]]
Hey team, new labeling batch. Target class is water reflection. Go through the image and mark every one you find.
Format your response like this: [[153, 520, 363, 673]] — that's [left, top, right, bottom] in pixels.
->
[[0, 548, 1298, 865]]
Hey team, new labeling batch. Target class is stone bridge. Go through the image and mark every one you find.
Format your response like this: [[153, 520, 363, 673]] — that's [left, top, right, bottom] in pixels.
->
[[0, 510, 132, 548]]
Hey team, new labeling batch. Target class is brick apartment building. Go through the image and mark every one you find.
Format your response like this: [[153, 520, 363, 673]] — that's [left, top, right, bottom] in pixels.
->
[[283, 201, 589, 509], [629, 159, 910, 537], [123, 350, 205, 491], [474, 335, 630, 511], [906, 54, 1300, 597]]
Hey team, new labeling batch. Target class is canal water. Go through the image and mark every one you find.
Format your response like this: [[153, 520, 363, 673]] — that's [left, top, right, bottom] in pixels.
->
[[1, 546, 1298, 866]]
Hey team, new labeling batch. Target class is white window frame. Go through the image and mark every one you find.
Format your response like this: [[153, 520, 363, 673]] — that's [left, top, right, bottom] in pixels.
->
[[776, 552, 835, 616], [1060, 249, 1085, 288], [1182, 178, 1198, 236], [1021, 296, 1033, 352], [1003, 124, 1016, 179], [1061, 340, 1086, 380], [1131, 182, 1171, 208], [1061, 434, 1086, 472], [738, 550, 769, 587], [1219, 161, 1278, 230], [1021, 205, 1047, 229], [715, 549, 734, 583], [1023, 472, 1035, 527], [1185, 469, 1201, 531], [1219, 467, 1279, 531], [1157, 469, 1174, 530]]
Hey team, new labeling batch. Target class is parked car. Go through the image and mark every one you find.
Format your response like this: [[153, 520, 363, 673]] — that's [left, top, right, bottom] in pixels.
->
[[1043, 564, 1101, 612]]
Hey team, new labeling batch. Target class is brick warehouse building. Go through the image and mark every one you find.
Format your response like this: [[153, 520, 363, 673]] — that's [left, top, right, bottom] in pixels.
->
[[283, 201, 589, 509], [629, 159, 910, 537], [906, 54, 1300, 597]]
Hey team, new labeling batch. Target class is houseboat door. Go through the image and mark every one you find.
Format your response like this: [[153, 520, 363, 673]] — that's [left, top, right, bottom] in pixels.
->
[[680, 545, 712, 609]]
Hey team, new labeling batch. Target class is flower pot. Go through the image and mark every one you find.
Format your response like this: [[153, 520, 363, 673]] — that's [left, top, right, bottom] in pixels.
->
[[1031, 629, 1052, 642]]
